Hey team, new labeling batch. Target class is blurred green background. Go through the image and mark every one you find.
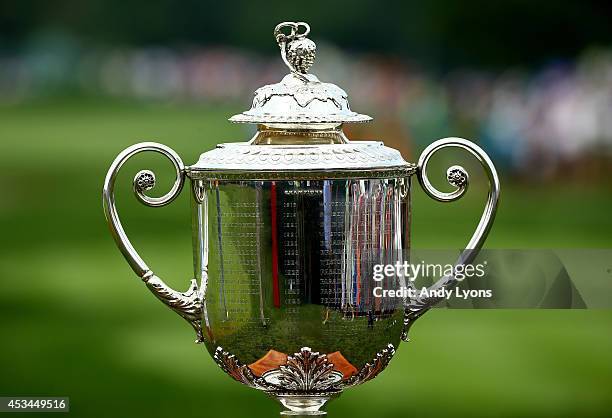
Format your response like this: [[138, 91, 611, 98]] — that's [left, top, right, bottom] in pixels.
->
[[1, 1, 612, 417]]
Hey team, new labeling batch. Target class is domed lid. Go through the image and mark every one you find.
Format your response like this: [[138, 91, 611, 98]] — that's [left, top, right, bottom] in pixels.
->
[[186, 22, 415, 181], [229, 22, 372, 125]]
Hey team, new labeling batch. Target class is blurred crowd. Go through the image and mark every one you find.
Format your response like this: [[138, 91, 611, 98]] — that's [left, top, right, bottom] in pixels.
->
[[1, 34, 611, 181]]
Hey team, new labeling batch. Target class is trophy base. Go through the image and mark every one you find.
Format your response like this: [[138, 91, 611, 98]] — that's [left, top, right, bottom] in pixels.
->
[[274, 393, 340, 417]]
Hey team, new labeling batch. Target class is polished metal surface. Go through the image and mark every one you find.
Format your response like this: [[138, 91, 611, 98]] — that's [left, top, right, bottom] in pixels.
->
[[102, 22, 501, 418], [187, 137, 416, 180], [193, 177, 409, 366], [213, 344, 395, 392], [102, 142, 204, 342], [193, 176, 410, 415], [400, 137, 500, 341]]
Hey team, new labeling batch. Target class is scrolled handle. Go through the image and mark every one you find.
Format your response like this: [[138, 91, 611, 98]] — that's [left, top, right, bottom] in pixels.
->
[[401, 137, 500, 341], [103, 142, 203, 343]]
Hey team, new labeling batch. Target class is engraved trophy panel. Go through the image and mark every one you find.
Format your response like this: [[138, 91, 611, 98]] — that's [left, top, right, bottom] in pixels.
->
[[191, 178, 410, 380]]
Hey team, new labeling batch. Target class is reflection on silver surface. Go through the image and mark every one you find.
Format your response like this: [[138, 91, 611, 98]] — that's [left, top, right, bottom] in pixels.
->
[[195, 178, 409, 371]]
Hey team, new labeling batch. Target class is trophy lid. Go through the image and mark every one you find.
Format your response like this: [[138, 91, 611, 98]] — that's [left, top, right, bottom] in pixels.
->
[[229, 22, 372, 125], [186, 22, 415, 180], [187, 140, 413, 180]]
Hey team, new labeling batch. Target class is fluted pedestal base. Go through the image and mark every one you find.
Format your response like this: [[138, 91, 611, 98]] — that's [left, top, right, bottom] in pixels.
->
[[274, 393, 340, 417], [280, 412, 326, 417]]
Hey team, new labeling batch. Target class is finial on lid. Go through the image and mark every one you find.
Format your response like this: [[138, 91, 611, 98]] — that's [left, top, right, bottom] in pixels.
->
[[274, 22, 316, 82], [228, 22, 372, 125]]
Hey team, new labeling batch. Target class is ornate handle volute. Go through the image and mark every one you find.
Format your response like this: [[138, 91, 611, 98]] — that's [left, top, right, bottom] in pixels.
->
[[102, 142, 204, 343], [402, 137, 500, 341]]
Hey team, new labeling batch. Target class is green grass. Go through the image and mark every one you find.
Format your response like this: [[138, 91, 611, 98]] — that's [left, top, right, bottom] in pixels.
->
[[0, 99, 611, 417]]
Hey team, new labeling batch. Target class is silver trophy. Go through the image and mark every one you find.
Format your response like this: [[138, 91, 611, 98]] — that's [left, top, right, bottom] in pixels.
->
[[103, 22, 499, 417]]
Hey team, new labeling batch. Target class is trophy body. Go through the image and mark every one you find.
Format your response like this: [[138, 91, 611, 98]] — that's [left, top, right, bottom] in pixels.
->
[[193, 175, 409, 381], [103, 22, 500, 417], [187, 133, 414, 413]]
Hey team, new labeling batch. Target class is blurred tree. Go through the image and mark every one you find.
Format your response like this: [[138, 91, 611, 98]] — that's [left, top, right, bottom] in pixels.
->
[[0, 0, 611, 69]]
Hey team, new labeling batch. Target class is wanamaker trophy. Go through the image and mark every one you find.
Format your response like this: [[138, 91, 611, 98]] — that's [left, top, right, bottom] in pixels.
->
[[103, 22, 500, 417]]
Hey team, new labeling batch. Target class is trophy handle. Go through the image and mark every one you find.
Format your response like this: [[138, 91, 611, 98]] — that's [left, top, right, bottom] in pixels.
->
[[401, 137, 500, 341], [103, 142, 204, 343]]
